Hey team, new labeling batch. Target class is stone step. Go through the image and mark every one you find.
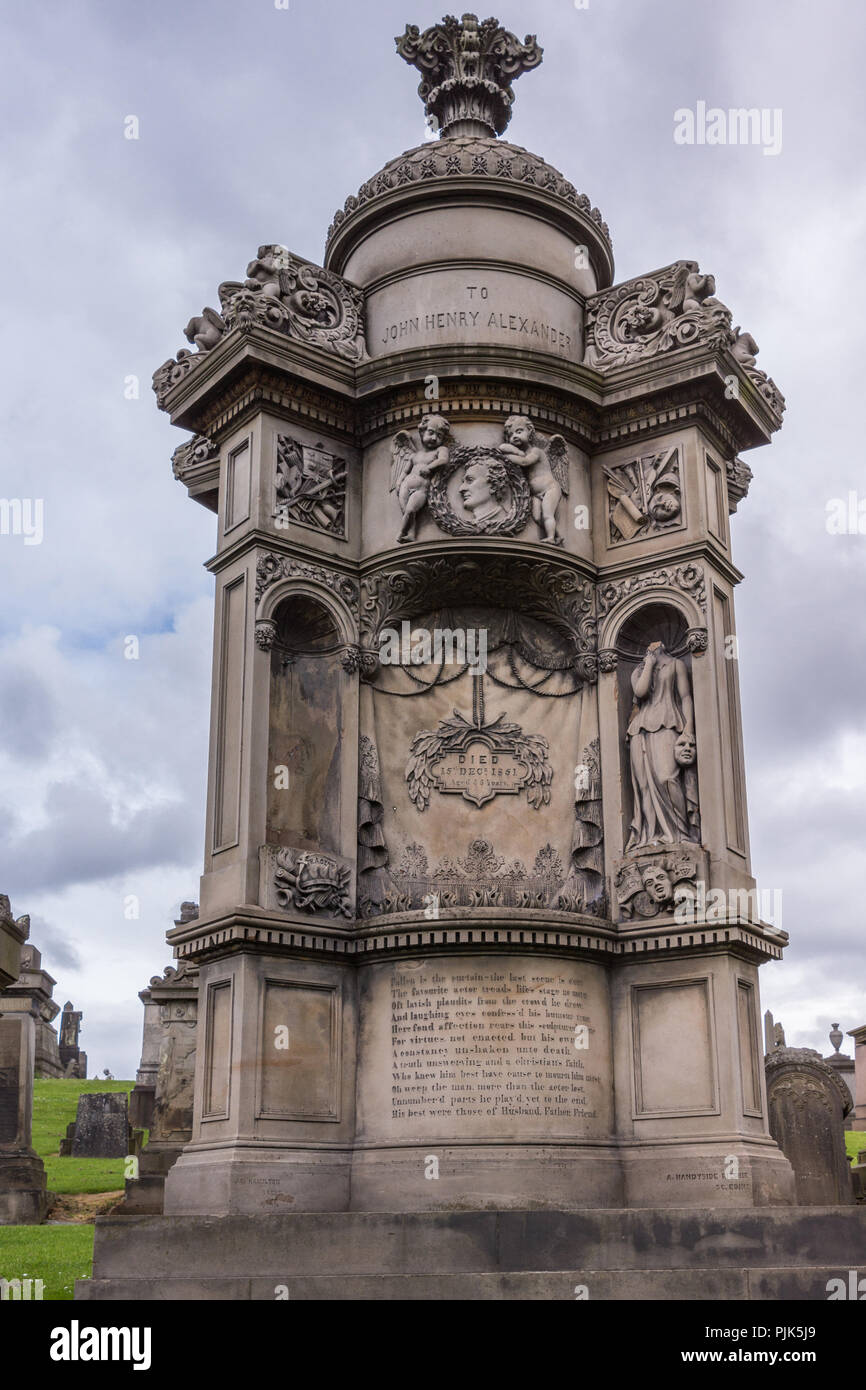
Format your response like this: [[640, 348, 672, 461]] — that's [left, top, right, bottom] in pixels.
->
[[77, 1265, 865, 1301], [77, 1207, 866, 1300]]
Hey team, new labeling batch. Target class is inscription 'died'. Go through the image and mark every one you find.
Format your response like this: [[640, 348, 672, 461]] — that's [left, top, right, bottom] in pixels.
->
[[429, 744, 530, 807]]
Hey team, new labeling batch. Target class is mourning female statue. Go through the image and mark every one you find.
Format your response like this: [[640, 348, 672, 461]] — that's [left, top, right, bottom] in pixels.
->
[[626, 641, 700, 851]]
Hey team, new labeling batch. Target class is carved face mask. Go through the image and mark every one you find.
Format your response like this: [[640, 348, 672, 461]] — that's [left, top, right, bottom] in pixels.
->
[[674, 734, 696, 766], [641, 867, 673, 904]]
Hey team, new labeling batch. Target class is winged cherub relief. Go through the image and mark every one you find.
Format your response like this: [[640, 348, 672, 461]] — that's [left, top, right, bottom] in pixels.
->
[[499, 415, 569, 544], [389, 415, 452, 543]]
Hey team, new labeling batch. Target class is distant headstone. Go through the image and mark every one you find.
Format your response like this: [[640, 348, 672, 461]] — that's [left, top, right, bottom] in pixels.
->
[[765, 1047, 854, 1205], [58, 1000, 87, 1078], [70, 1092, 129, 1159]]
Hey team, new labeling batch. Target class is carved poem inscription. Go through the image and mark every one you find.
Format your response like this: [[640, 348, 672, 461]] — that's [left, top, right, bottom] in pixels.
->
[[358, 957, 611, 1141]]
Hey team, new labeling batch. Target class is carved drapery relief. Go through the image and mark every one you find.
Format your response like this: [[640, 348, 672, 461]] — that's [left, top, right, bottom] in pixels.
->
[[605, 446, 682, 544], [357, 727, 389, 915], [625, 643, 701, 852], [614, 849, 699, 921], [361, 556, 597, 684], [389, 416, 568, 545], [565, 736, 605, 916], [275, 435, 347, 538]]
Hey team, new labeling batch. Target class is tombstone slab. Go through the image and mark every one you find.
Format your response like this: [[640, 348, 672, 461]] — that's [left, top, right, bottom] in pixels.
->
[[765, 1048, 854, 1205], [70, 1092, 129, 1159]]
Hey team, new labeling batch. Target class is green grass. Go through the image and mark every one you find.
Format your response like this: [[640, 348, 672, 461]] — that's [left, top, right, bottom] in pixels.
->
[[846, 1130, 866, 1162], [33, 1078, 134, 1194], [0, 1225, 93, 1301]]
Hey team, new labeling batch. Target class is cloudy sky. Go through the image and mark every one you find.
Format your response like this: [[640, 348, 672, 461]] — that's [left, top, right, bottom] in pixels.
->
[[1, 0, 863, 1077]]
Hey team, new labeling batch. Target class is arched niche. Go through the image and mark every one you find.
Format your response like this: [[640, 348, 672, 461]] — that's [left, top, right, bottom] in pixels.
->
[[266, 592, 347, 857], [612, 601, 702, 855]]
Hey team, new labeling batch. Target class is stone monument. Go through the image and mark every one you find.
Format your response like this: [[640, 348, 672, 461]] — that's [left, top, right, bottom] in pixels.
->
[[0, 896, 48, 1225], [848, 1022, 866, 1131], [121, 932, 200, 1214], [765, 1048, 854, 1206], [80, 15, 866, 1298], [0, 944, 64, 1078], [59, 1001, 87, 1079], [824, 1021, 856, 1124]]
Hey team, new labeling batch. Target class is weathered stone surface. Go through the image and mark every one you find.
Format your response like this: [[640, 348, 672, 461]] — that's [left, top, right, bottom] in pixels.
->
[[0, 943, 64, 1078], [765, 1048, 854, 1205], [77, 1207, 866, 1300], [70, 1092, 129, 1159]]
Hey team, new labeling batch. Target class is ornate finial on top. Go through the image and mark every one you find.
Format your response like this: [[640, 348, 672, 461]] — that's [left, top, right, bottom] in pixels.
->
[[396, 13, 543, 139]]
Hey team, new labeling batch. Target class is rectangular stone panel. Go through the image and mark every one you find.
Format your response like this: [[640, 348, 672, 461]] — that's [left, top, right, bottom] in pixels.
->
[[356, 956, 612, 1144], [202, 980, 233, 1120], [632, 978, 716, 1116], [257, 980, 340, 1120], [0, 1018, 25, 1147], [736, 979, 762, 1116], [225, 438, 251, 533], [712, 586, 746, 856], [212, 575, 246, 852]]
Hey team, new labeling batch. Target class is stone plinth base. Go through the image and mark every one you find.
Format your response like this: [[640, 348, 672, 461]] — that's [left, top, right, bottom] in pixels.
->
[[0, 1152, 49, 1225], [118, 1143, 185, 1216], [77, 1207, 866, 1301]]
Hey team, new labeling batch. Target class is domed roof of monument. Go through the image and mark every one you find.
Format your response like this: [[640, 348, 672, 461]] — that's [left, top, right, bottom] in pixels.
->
[[325, 13, 613, 285], [324, 134, 612, 261]]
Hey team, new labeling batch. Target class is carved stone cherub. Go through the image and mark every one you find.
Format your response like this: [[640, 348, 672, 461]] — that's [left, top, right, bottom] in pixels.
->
[[183, 307, 225, 353], [499, 415, 569, 544], [244, 245, 288, 299], [389, 415, 452, 542]]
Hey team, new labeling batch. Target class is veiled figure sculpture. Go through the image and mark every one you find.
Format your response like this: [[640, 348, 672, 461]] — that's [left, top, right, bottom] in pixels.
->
[[626, 641, 700, 850]]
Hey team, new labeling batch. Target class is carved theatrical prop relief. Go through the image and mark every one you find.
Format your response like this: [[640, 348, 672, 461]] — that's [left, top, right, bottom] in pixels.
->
[[605, 447, 682, 544], [625, 642, 700, 851], [389, 414, 568, 544], [273, 848, 352, 920], [275, 435, 347, 538], [614, 850, 699, 921]]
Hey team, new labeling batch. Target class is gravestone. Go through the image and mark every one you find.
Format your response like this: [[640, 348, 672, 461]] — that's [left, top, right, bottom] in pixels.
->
[[0, 896, 48, 1224], [0, 943, 64, 1077], [824, 1021, 856, 1126], [121, 941, 199, 1214], [848, 1023, 866, 1130], [69, 1093, 129, 1159], [59, 1001, 87, 1079], [765, 1048, 854, 1206]]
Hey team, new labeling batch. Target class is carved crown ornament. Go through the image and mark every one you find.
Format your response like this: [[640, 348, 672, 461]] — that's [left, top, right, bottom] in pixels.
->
[[395, 12, 543, 137], [583, 260, 784, 422], [152, 246, 367, 408]]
